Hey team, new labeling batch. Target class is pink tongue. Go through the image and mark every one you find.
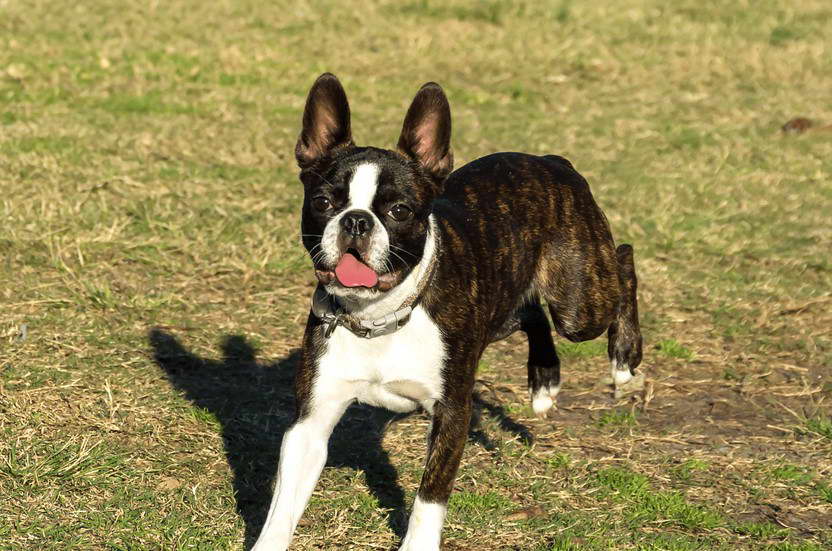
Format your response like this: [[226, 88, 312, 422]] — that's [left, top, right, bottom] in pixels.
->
[[335, 253, 379, 287]]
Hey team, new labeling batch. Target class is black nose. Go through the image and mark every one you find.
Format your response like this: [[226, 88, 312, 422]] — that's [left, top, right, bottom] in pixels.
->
[[340, 210, 374, 237]]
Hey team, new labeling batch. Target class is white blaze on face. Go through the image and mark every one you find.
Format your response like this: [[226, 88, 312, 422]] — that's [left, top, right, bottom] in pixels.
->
[[320, 161, 389, 272], [347, 163, 380, 209]]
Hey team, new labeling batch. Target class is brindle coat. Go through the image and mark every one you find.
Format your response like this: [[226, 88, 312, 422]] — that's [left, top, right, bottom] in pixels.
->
[[289, 73, 642, 528]]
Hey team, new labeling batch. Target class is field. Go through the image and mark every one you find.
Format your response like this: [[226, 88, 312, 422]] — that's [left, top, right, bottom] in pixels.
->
[[2, 0, 831, 549]]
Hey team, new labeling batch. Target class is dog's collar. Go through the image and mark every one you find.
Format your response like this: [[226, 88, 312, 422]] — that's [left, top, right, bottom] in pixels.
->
[[311, 250, 437, 340]]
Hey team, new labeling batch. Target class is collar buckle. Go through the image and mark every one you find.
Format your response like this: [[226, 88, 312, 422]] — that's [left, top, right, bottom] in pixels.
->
[[355, 306, 413, 339], [323, 314, 342, 338], [311, 285, 415, 340]]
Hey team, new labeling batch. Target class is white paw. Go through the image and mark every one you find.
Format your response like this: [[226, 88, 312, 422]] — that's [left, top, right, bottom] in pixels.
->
[[612, 361, 645, 400], [610, 359, 633, 386], [250, 529, 291, 551], [399, 498, 445, 551], [530, 385, 559, 417], [399, 538, 440, 551]]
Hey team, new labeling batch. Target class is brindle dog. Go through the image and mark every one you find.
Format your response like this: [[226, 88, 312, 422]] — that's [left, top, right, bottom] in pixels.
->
[[251, 74, 643, 551]]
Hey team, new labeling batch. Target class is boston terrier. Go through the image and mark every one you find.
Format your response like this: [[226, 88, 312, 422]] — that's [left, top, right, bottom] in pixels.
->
[[251, 73, 643, 550]]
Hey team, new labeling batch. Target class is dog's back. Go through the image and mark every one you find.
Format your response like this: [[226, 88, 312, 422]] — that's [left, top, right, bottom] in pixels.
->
[[428, 151, 642, 413], [433, 152, 621, 340]]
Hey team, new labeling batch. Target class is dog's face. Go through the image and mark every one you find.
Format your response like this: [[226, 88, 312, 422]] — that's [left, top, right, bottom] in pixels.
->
[[295, 74, 453, 300], [300, 148, 436, 299]]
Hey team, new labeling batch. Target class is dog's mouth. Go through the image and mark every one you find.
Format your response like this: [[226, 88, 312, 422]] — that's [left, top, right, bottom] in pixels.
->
[[315, 249, 402, 291], [335, 248, 378, 287]]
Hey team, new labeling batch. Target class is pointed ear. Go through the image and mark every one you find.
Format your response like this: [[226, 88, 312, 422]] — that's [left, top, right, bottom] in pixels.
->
[[295, 73, 353, 169], [397, 82, 453, 181]]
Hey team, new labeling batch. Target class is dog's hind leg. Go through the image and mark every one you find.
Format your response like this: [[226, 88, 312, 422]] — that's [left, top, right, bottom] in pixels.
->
[[607, 244, 643, 392], [488, 298, 560, 417], [518, 298, 561, 417]]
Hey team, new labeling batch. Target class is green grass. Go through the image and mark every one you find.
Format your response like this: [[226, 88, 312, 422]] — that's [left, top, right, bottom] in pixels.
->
[[672, 459, 710, 482], [448, 490, 514, 522], [655, 338, 695, 360], [595, 467, 723, 530], [805, 417, 832, 440], [771, 464, 813, 485], [2, 0, 831, 549], [598, 409, 638, 428], [735, 522, 789, 539], [2, 437, 128, 488], [546, 453, 572, 469], [557, 339, 607, 359], [766, 544, 825, 551]]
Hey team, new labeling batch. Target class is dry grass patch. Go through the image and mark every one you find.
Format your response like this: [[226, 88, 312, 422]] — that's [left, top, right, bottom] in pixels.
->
[[2, 0, 831, 549]]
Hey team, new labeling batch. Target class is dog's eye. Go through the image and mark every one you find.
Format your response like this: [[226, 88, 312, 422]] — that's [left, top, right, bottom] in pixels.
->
[[387, 204, 412, 222], [311, 197, 331, 212]]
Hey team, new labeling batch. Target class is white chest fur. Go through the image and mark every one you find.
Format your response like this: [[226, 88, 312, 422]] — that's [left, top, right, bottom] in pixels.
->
[[314, 305, 446, 413]]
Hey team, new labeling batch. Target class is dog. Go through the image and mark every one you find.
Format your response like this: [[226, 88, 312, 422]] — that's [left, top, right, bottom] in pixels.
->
[[251, 73, 643, 550]]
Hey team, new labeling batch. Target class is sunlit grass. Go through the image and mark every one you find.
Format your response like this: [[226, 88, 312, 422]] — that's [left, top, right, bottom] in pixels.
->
[[1, 0, 831, 549]]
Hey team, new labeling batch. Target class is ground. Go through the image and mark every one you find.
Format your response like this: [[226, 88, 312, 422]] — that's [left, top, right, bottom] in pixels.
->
[[1, 0, 831, 549]]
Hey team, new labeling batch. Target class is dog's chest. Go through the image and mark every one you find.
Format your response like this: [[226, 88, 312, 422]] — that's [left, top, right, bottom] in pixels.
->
[[316, 306, 446, 413]]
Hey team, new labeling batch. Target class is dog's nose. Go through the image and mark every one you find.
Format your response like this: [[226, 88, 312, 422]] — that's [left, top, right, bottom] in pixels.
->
[[340, 210, 374, 237]]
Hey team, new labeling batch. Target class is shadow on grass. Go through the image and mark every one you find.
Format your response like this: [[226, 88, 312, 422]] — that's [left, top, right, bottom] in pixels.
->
[[472, 392, 534, 448], [148, 328, 532, 548], [148, 329, 407, 547]]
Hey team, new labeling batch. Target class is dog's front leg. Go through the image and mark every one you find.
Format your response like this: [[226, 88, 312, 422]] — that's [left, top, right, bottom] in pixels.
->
[[251, 382, 352, 551], [400, 383, 473, 551]]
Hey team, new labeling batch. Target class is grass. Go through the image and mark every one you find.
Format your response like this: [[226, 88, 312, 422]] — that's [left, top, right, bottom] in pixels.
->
[[2, 0, 831, 549], [655, 338, 695, 360], [557, 339, 607, 359], [597, 409, 638, 428], [671, 459, 709, 482], [805, 416, 832, 440]]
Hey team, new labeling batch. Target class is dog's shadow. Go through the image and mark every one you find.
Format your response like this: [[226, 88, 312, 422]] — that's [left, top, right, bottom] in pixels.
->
[[148, 328, 532, 548]]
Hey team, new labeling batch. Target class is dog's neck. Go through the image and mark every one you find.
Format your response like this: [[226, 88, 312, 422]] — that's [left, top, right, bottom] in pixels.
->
[[332, 216, 438, 320]]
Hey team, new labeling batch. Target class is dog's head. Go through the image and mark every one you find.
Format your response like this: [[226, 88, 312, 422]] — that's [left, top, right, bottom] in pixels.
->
[[296, 73, 453, 300]]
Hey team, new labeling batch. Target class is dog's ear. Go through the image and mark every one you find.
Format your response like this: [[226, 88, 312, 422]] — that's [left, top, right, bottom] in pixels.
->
[[397, 82, 453, 182], [295, 73, 353, 169]]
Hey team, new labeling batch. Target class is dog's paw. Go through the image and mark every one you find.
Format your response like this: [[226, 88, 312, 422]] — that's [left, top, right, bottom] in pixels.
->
[[399, 498, 444, 550], [613, 371, 645, 400], [609, 358, 633, 386], [250, 532, 290, 551], [603, 360, 645, 399], [530, 385, 559, 418]]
